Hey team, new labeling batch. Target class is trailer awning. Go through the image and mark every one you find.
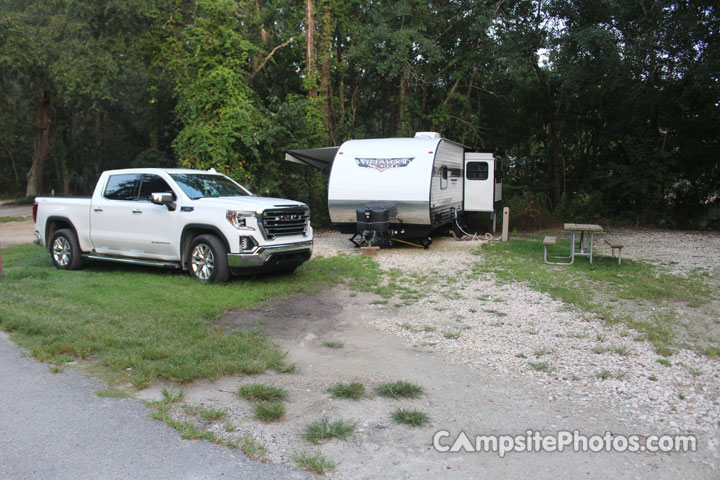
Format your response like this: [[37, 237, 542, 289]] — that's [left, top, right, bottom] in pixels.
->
[[284, 147, 339, 174]]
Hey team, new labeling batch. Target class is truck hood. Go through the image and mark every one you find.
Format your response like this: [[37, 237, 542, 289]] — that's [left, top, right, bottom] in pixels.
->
[[190, 196, 307, 212]]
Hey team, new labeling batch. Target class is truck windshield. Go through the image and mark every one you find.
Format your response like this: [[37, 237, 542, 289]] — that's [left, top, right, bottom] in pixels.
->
[[170, 174, 251, 199]]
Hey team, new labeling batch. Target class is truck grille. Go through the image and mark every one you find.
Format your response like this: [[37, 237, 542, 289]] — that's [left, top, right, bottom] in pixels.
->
[[261, 208, 309, 238]]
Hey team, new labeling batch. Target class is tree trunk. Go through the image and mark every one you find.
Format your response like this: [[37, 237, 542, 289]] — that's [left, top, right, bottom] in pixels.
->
[[319, 1, 333, 144], [388, 80, 399, 136], [251, 0, 270, 73], [530, 52, 564, 205], [26, 87, 51, 197], [461, 66, 478, 145], [305, 0, 317, 99], [398, 74, 409, 136]]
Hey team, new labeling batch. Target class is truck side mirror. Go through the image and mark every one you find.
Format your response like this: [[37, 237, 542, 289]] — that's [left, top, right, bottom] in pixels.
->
[[151, 192, 177, 211]]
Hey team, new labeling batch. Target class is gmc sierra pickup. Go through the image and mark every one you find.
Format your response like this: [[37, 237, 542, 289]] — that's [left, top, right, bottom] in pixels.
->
[[33, 168, 313, 282]]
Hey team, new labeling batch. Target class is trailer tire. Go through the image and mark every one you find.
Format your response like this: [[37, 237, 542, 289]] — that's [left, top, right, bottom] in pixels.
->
[[189, 234, 230, 283], [49, 229, 84, 270]]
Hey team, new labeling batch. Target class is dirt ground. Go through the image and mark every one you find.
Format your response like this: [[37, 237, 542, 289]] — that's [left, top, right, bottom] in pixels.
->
[[0, 203, 34, 247]]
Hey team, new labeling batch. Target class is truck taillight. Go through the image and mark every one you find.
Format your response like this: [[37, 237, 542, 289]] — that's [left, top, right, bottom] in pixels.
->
[[32, 202, 38, 223]]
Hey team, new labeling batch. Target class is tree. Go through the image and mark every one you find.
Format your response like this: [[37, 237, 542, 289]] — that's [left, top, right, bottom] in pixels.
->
[[161, 0, 260, 179]]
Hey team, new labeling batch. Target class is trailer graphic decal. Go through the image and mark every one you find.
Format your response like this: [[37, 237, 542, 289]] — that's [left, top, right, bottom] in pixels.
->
[[355, 157, 414, 172]]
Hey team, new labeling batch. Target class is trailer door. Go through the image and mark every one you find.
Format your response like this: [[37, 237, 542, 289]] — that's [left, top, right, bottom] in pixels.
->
[[463, 152, 495, 212]]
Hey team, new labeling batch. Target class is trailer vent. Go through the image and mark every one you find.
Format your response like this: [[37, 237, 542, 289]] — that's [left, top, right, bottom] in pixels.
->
[[261, 208, 309, 238]]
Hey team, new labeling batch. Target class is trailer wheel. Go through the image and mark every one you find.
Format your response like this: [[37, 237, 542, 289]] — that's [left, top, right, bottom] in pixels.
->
[[50, 229, 84, 270], [189, 234, 230, 283]]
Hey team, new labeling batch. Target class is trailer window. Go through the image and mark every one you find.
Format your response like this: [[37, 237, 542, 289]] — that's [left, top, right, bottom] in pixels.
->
[[440, 166, 448, 190], [466, 162, 489, 181], [104, 174, 140, 201]]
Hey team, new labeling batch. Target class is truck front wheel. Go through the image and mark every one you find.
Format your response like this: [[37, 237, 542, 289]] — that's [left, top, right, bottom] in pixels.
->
[[50, 229, 84, 270], [189, 234, 230, 283]]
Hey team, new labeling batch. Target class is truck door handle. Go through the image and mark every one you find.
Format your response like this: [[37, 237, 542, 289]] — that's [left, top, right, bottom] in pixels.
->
[[132, 209, 143, 214], [93, 208, 103, 212]]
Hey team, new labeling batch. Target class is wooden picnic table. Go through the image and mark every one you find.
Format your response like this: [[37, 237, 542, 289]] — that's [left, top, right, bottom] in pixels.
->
[[564, 223, 603, 264]]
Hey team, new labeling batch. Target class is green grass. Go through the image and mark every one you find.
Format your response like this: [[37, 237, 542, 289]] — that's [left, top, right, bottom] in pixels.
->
[[184, 405, 226, 421], [597, 369, 627, 380], [374, 381, 424, 399], [302, 417, 356, 444], [391, 408, 430, 427], [95, 388, 131, 399], [322, 340, 344, 348], [237, 383, 288, 402], [533, 347, 553, 357], [164, 418, 217, 441], [477, 236, 713, 356], [253, 401, 285, 422], [529, 361, 551, 372], [240, 435, 267, 460], [0, 216, 25, 222], [291, 450, 337, 474], [0, 245, 384, 387], [327, 382, 366, 400], [442, 330, 461, 339], [162, 387, 185, 405]]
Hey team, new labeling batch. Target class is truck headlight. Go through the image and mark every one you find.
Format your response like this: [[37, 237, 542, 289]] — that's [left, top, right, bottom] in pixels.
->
[[226, 210, 256, 230]]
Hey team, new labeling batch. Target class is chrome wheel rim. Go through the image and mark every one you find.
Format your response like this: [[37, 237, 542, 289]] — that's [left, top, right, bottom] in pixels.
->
[[52, 237, 71, 267], [191, 244, 214, 280]]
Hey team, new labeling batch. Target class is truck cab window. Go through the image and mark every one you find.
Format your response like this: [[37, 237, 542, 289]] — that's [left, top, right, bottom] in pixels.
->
[[104, 174, 140, 200], [466, 161, 489, 181], [138, 174, 175, 202]]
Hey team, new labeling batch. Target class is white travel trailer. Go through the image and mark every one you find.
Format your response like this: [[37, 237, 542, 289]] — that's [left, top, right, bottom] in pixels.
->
[[285, 132, 501, 246]]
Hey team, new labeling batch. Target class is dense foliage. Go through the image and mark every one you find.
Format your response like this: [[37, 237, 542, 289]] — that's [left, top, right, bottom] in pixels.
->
[[1, 0, 718, 228]]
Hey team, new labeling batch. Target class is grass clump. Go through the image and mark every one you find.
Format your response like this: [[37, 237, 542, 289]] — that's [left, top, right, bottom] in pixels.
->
[[597, 370, 627, 380], [533, 347, 553, 357], [184, 405, 226, 421], [254, 401, 285, 422], [391, 408, 429, 427], [529, 362, 551, 372], [237, 383, 288, 402], [375, 381, 424, 399], [302, 418, 356, 444], [291, 450, 337, 474], [327, 382, 366, 400], [95, 388, 131, 399], [158, 417, 216, 442], [322, 340, 344, 349], [240, 435, 267, 460]]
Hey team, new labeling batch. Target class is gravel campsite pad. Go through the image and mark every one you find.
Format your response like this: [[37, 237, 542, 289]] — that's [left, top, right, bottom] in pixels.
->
[[137, 229, 720, 479]]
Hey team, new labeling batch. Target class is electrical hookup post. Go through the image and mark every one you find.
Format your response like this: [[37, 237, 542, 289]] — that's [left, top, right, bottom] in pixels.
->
[[501, 207, 509, 242]]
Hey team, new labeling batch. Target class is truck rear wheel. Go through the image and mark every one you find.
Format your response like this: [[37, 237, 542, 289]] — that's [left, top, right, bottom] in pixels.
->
[[50, 229, 84, 270], [189, 234, 230, 283]]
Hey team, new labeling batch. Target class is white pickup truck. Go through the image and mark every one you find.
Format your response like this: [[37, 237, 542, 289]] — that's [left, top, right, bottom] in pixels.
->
[[33, 168, 313, 282]]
